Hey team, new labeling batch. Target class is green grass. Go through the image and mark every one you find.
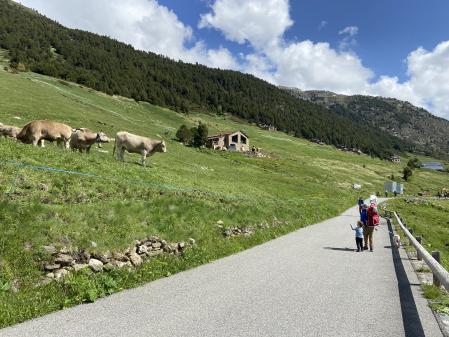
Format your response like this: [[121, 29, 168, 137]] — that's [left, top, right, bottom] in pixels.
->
[[1, 67, 448, 327], [422, 284, 449, 315]]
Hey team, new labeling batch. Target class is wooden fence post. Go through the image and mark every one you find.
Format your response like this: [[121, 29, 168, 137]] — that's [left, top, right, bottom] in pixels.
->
[[416, 236, 422, 261], [432, 251, 441, 287]]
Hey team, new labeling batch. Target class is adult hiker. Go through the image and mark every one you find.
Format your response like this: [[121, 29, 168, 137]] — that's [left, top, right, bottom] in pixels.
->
[[357, 196, 364, 214], [363, 203, 380, 251]]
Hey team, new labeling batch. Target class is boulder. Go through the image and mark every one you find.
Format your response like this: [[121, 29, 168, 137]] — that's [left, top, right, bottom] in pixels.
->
[[54, 269, 69, 280], [54, 254, 74, 266], [129, 252, 143, 266], [44, 263, 61, 271], [88, 258, 104, 272], [42, 245, 57, 255]]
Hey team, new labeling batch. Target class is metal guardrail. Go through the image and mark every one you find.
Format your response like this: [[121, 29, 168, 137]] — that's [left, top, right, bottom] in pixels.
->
[[392, 211, 449, 292]]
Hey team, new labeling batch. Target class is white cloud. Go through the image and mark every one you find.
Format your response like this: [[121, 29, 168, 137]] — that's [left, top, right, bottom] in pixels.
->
[[318, 20, 328, 30], [339, 26, 359, 37], [338, 26, 359, 50], [199, 0, 293, 49], [16, 0, 239, 70]]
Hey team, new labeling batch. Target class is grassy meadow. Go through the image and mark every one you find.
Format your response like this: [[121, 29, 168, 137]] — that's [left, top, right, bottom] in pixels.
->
[[1, 65, 448, 327]]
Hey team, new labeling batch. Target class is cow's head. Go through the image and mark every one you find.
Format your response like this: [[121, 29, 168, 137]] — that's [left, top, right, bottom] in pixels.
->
[[157, 140, 167, 153], [96, 132, 110, 143]]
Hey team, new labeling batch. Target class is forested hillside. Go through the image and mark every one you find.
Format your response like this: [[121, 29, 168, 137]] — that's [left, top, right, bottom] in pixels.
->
[[0, 0, 412, 158], [282, 87, 449, 159]]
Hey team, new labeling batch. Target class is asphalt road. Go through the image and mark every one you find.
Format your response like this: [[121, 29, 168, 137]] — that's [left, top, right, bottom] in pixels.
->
[[0, 204, 443, 337]]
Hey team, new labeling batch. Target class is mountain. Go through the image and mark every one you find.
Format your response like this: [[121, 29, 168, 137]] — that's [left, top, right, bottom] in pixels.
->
[[280, 87, 449, 159], [0, 0, 415, 158]]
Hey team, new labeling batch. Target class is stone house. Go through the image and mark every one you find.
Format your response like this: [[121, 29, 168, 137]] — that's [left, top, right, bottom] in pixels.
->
[[206, 131, 249, 152], [389, 155, 401, 163]]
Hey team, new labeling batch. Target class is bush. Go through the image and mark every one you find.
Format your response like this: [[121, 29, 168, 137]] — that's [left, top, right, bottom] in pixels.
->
[[175, 124, 192, 143], [403, 166, 413, 181], [407, 157, 421, 170], [192, 122, 208, 148]]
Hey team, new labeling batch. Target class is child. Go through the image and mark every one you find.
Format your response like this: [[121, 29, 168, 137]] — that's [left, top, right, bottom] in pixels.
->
[[360, 204, 368, 225], [350, 221, 364, 252]]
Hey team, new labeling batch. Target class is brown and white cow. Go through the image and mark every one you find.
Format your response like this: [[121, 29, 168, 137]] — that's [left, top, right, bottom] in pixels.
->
[[112, 131, 166, 166], [70, 128, 110, 153], [0, 123, 22, 139], [17, 120, 72, 148]]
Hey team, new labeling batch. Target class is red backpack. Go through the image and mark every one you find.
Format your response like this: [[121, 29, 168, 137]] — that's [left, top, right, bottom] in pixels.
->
[[367, 204, 379, 226]]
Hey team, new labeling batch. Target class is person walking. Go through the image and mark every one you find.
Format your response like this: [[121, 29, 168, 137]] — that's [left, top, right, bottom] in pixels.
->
[[363, 203, 380, 251], [350, 221, 364, 252], [357, 196, 364, 214]]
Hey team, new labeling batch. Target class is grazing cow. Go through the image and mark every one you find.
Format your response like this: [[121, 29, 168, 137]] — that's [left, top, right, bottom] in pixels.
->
[[70, 128, 110, 153], [17, 120, 72, 148], [113, 131, 166, 166], [0, 123, 22, 139]]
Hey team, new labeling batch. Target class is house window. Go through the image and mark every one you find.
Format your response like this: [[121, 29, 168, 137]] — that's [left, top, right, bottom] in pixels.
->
[[241, 136, 247, 144], [232, 134, 238, 143]]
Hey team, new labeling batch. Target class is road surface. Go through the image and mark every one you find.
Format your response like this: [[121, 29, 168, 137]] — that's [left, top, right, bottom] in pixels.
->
[[0, 204, 443, 337]]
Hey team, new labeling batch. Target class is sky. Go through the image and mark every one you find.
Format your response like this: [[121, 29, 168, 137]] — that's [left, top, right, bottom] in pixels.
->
[[15, 0, 449, 120]]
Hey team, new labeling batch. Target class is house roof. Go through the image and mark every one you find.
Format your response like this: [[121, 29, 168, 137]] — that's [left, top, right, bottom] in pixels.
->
[[207, 130, 249, 139]]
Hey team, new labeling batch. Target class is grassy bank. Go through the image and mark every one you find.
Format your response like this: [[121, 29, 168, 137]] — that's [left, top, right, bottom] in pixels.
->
[[0, 67, 447, 327]]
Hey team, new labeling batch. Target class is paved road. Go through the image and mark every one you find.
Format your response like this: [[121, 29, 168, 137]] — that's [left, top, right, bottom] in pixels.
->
[[1, 204, 443, 337]]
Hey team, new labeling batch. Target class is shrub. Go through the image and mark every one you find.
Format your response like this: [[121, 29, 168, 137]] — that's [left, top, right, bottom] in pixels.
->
[[192, 122, 208, 148], [403, 166, 413, 181], [175, 124, 192, 143]]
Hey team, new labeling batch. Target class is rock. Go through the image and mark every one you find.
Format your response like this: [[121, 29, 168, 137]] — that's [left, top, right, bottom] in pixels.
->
[[217, 220, 224, 225], [59, 247, 70, 254], [42, 245, 57, 255], [152, 242, 162, 249], [54, 254, 74, 266], [54, 269, 69, 280], [137, 245, 148, 255], [37, 277, 54, 287], [92, 251, 111, 264], [134, 240, 141, 246], [44, 263, 61, 271], [76, 250, 91, 263], [88, 258, 104, 272], [38, 183, 49, 191], [129, 252, 143, 266], [188, 238, 196, 245], [46, 272, 55, 279], [113, 252, 129, 262], [73, 263, 88, 272], [90, 241, 98, 248], [161, 240, 167, 247], [178, 242, 186, 250]]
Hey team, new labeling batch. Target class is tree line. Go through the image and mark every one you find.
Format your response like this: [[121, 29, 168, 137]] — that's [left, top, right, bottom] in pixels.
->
[[0, 0, 412, 158]]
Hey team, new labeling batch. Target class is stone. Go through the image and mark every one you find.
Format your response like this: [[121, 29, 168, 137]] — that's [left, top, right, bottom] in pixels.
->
[[44, 263, 61, 271], [217, 220, 224, 225], [92, 251, 111, 264], [188, 238, 196, 245], [54, 269, 69, 280], [113, 252, 129, 262], [178, 242, 186, 250], [129, 252, 143, 266], [59, 247, 70, 254], [42, 245, 57, 255], [46, 272, 55, 279], [73, 263, 88, 272], [134, 240, 141, 246], [54, 254, 74, 266], [137, 245, 148, 255], [88, 258, 104, 272], [152, 242, 162, 249], [90, 241, 98, 248], [147, 249, 163, 257]]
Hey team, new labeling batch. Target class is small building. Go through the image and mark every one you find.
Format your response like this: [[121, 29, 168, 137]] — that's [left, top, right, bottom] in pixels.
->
[[384, 181, 404, 195], [389, 155, 401, 163], [207, 131, 249, 152]]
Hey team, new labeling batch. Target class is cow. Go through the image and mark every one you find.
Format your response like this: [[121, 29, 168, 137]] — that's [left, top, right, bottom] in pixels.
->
[[0, 123, 22, 139], [112, 131, 166, 166], [17, 120, 72, 148], [70, 128, 110, 153]]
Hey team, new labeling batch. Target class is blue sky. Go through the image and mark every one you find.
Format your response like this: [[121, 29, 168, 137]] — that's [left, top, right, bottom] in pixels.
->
[[15, 0, 449, 119]]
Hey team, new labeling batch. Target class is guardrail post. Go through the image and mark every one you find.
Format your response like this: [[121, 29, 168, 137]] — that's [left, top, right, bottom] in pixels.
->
[[432, 251, 441, 287], [409, 228, 413, 235], [416, 236, 422, 261]]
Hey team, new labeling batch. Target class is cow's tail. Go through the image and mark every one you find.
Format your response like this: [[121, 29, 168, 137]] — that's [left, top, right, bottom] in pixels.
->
[[112, 142, 116, 157]]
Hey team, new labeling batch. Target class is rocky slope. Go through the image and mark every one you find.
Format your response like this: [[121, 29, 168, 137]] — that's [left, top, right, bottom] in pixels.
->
[[281, 87, 449, 158]]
